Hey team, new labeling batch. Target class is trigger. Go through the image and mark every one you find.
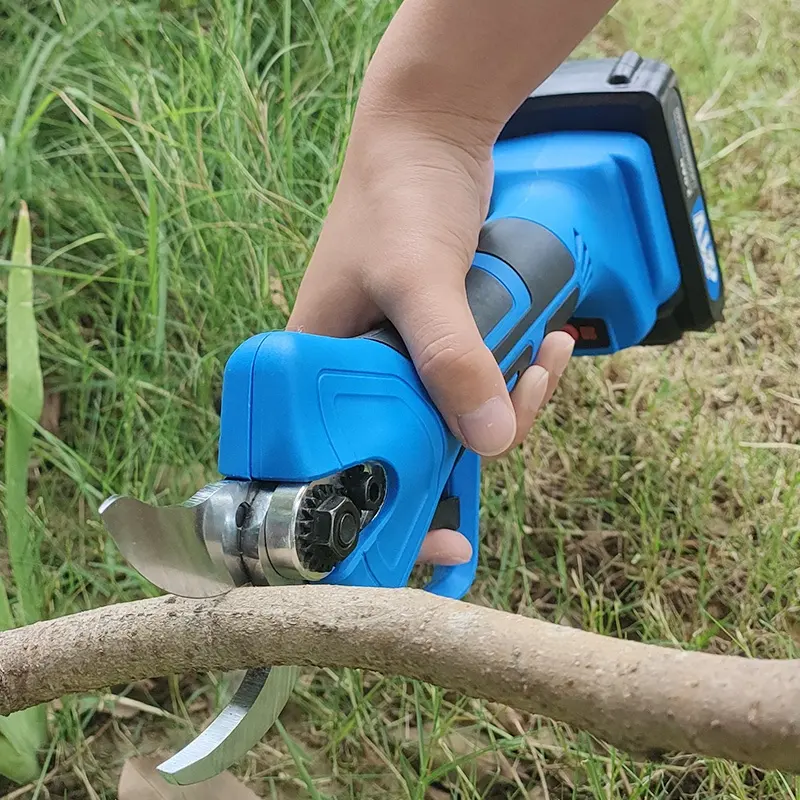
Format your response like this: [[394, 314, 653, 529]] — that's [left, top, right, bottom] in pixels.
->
[[429, 495, 461, 531]]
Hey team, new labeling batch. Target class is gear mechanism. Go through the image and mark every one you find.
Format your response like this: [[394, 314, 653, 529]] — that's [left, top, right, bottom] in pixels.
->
[[296, 483, 361, 574]]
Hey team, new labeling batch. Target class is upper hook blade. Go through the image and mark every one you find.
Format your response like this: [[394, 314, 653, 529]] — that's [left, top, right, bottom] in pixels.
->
[[99, 481, 249, 598]]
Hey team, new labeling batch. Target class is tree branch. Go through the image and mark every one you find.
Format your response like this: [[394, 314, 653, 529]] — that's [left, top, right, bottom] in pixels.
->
[[1, 586, 798, 772]]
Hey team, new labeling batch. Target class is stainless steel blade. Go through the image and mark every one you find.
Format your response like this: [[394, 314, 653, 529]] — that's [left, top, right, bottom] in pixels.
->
[[102, 477, 322, 783], [156, 665, 300, 785], [99, 481, 250, 598]]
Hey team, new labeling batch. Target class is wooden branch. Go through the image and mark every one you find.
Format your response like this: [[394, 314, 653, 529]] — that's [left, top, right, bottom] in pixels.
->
[[1, 586, 799, 772]]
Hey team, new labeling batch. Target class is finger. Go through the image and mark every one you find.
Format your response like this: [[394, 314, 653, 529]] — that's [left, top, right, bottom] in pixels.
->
[[531, 331, 575, 407], [490, 364, 550, 458], [485, 332, 575, 461], [416, 528, 473, 566], [383, 271, 516, 458]]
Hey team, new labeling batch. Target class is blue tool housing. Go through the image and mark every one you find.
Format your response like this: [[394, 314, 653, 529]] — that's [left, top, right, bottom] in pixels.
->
[[218, 56, 722, 601]]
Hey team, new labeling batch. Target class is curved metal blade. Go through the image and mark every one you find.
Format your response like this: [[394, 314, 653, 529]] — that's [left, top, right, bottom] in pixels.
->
[[156, 665, 300, 785], [99, 481, 248, 598]]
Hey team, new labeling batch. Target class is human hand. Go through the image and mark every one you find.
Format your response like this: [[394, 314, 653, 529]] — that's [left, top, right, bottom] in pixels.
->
[[288, 112, 574, 567]]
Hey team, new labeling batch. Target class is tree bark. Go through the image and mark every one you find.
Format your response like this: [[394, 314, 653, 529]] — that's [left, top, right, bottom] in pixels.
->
[[0, 585, 798, 772]]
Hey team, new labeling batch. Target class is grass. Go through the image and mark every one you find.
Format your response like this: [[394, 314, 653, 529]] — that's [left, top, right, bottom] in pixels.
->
[[1, 202, 47, 787], [0, 0, 798, 796]]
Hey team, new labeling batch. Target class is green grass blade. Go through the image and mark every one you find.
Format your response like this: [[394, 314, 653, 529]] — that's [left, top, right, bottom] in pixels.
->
[[5, 201, 44, 627], [0, 576, 12, 632], [0, 201, 46, 783], [0, 714, 41, 785], [275, 721, 329, 800], [282, 0, 294, 185]]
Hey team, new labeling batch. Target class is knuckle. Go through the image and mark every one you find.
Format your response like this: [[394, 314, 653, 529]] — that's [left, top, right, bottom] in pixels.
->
[[413, 324, 480, 386]]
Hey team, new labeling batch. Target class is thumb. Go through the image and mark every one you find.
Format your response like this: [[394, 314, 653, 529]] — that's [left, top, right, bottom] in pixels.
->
[[384, 269, 517, 458]]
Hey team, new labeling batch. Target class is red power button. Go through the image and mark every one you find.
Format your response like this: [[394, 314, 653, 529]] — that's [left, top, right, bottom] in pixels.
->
[[562, 318, 610, 349], [562, 323, 579, 342]]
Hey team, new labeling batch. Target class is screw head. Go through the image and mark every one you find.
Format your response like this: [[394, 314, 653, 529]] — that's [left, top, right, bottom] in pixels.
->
[[235, 502, 251, 528], [297, 491, 362, 574], [341, 465, 386, 512]]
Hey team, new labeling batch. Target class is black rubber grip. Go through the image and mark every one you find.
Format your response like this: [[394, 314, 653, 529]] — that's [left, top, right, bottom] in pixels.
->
[[465, 267, 514, 338], [478, 219, 574, 309], [361, 219, 576, 372], [361, 324, 409, 357], [503, 345, 533, 385], [544, 287, 580, 336], [477, 219, 575, 364], [361, 268, 513, 358]]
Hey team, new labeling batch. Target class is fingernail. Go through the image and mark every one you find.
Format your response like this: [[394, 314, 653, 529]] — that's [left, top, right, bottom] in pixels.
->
[[525, 366, 550, 414], [457, 395, 516, 456]]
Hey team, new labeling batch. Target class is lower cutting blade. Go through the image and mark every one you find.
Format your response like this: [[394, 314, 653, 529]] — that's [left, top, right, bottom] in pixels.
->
[[156, 665, 300, 785]]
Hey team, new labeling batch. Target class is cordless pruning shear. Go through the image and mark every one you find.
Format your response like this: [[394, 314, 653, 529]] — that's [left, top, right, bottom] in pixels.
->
[[100, 53, 725, 785]]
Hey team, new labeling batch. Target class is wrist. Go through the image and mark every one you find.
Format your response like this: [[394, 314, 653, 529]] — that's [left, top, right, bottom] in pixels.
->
[[342, 106, 494, 207], [353, 60, 505, 157]]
